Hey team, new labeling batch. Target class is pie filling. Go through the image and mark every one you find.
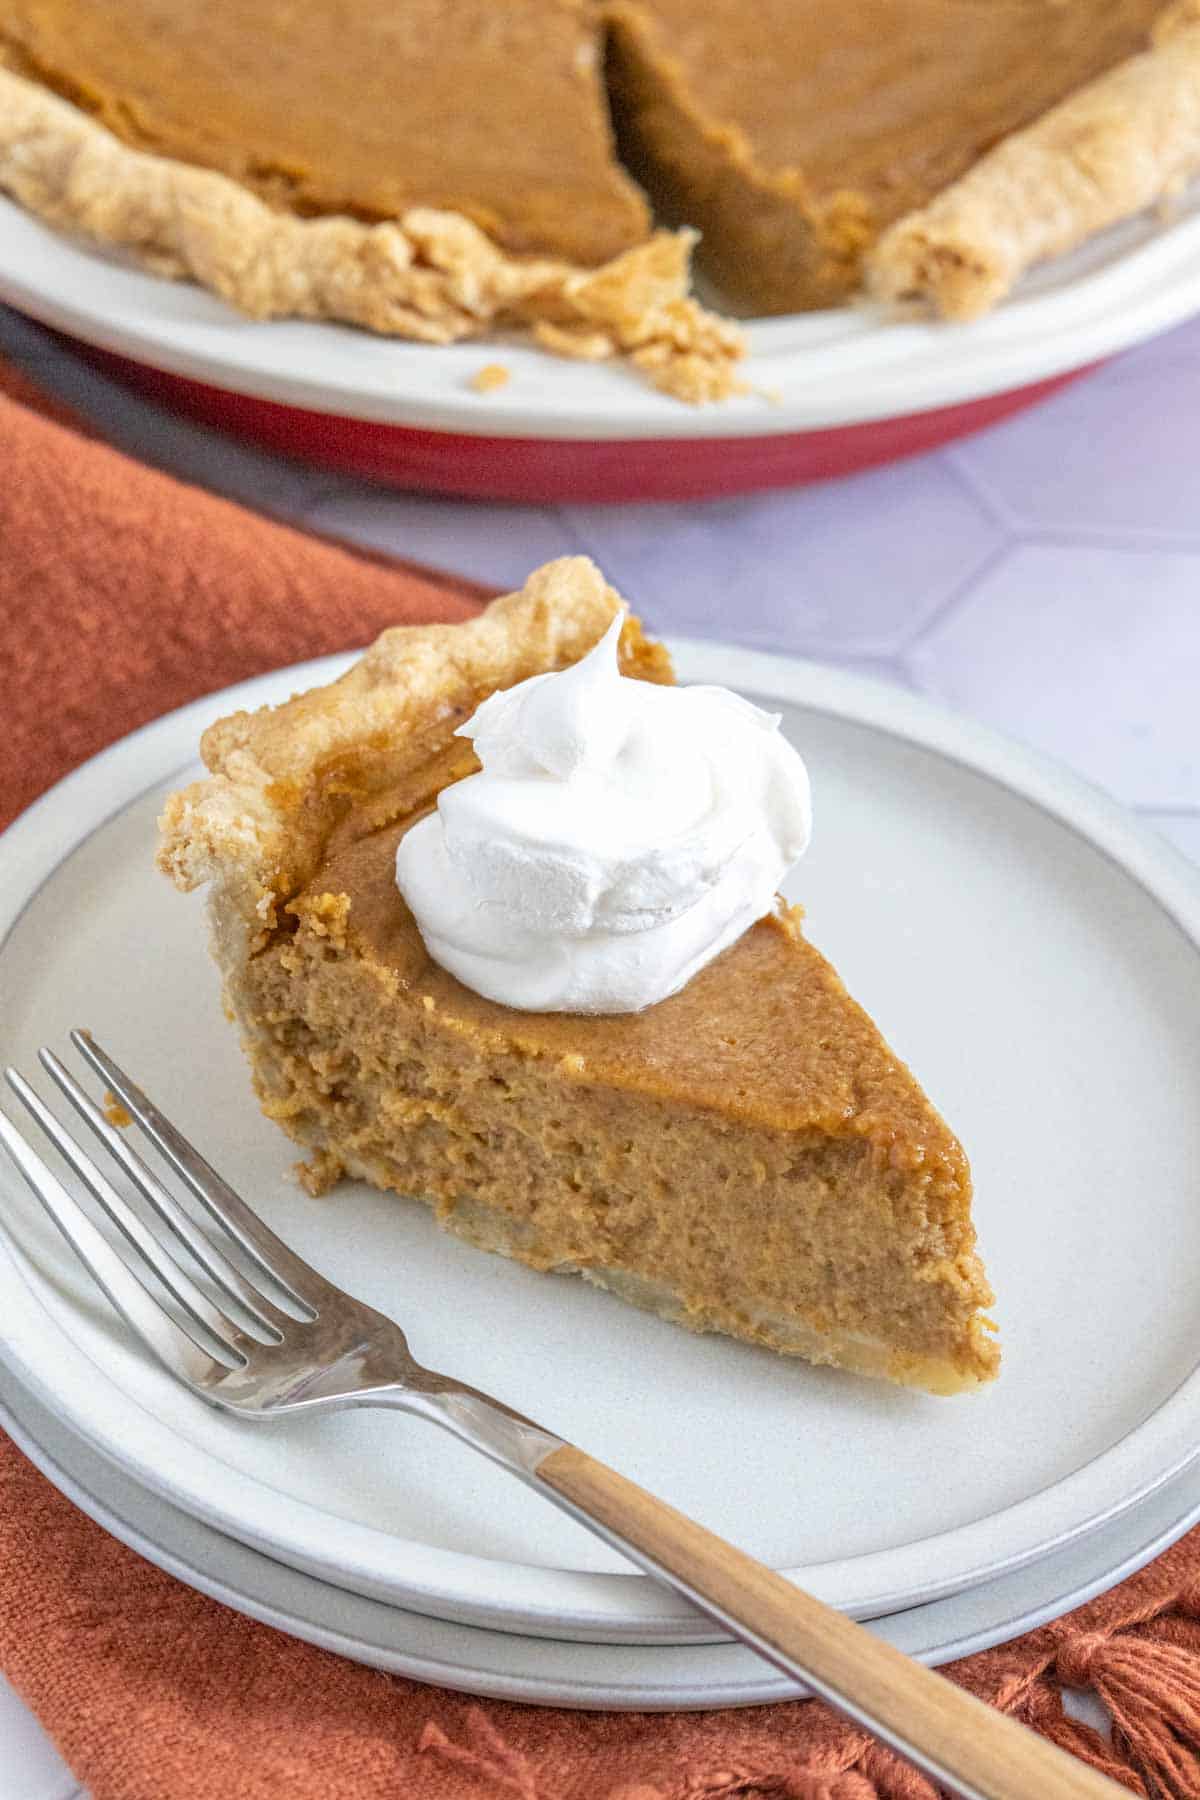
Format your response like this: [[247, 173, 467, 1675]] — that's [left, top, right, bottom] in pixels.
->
[[243, 852, 996, 1394]]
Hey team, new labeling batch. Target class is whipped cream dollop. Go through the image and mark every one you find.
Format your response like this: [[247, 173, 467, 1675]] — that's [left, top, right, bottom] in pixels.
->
[[394, 614, 811, 1013]]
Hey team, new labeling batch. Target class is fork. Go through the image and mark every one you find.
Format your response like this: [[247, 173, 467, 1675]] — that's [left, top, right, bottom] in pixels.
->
[[0, 1032, 1120, 1800]]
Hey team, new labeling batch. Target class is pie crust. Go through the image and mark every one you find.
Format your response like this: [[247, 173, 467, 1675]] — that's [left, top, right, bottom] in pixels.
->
[[868, 0, 1200, 318]]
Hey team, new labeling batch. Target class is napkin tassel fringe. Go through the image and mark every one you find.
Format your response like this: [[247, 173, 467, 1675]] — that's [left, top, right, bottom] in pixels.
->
[[1048, 1614, 1200, 1799], [418, 1709, 542, 1799], [417, 1601, 1200, 1800]]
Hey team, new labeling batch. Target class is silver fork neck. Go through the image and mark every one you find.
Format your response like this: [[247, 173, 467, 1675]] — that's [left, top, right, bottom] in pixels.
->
[[369, 1382, 567, 1481]]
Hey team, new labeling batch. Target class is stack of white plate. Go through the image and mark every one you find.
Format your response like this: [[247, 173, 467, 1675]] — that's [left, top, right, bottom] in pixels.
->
[[3, 642, 1200, 1709]]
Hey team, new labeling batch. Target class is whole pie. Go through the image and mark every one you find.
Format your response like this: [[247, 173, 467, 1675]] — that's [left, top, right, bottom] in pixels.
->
[[3, 1, 1200, 389], [158, 558, 999, 1394]]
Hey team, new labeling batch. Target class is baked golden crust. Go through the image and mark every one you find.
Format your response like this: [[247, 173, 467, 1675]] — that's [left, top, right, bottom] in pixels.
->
[[157, 557, 666, 949], [0, 66, 744, 403], [868, 0, 1200, 317]]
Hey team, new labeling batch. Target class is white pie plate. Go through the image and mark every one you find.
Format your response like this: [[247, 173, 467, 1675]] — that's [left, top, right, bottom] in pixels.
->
[[4, 1361, 1200, 1711], [2, 642, 1200, 1647], [2, 177, 1200, 441]]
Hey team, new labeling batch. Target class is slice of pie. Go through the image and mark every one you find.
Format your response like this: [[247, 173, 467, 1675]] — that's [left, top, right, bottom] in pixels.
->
[[158, 557, 998, 1394]]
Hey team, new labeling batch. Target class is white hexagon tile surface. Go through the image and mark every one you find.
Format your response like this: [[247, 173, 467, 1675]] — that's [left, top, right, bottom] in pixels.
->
[[2, 300, 1199, 1794]]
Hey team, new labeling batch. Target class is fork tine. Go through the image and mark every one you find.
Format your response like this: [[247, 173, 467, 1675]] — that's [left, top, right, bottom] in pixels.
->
[[72, 1030, 320, 1318], [39, 1048, 288, 1343], [0, 1102, 235, 1383], [5, 1069, 252, 1366]]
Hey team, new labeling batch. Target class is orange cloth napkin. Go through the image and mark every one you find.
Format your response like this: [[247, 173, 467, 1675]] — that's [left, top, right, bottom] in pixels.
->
[[1, 353, 1198, 1800]]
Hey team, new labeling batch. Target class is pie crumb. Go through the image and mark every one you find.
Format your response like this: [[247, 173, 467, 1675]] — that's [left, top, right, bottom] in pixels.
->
[[532, 323, 615, 362], [469, 362, 511, 393], [288, 891, 351, 946], [296, 1148, 345, 1197], [102, 1092, 133, 1129]]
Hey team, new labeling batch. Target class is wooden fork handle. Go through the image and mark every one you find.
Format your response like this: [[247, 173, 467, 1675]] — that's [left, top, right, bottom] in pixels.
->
[[536, 1446, 1121, 1800]]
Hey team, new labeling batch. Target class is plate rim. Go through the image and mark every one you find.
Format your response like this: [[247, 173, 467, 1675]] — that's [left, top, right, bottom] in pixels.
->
[[2, 641, 1200, 1644], [4, 1365, 1200, 1712], [3, 192, 1200, 440]]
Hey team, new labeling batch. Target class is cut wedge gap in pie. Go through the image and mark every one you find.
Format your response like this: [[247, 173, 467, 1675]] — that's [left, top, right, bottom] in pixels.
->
[[158, 557, 999, 1395]]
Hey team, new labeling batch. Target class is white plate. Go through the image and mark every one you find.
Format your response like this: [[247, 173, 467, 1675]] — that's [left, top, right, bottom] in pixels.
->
[[3, 181, 1200, 439], [4, 1360, 1200, 1711], [2, 644, 1200, 1646]]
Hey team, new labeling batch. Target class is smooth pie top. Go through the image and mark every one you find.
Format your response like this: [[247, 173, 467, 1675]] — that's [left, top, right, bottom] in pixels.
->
[[0, 0, 650, 264], [613, 0, 1167, 228]]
